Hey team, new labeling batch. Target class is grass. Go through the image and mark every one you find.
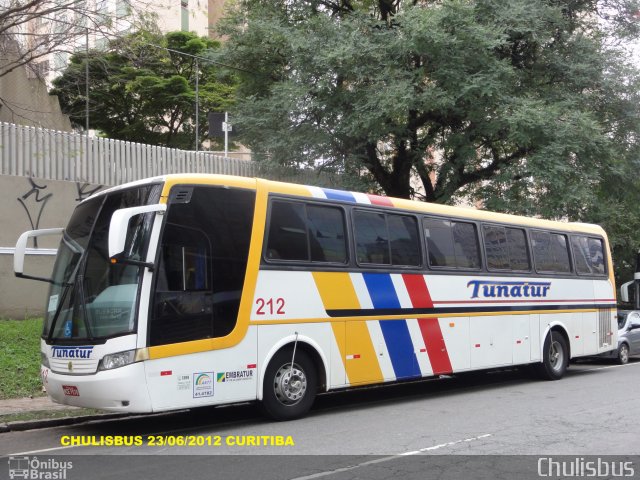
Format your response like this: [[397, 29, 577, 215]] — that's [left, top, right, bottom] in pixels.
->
[[0, 318, 45, 399]]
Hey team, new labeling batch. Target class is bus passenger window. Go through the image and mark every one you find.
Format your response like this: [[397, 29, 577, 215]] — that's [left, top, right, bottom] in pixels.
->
[[388, 214, 420, 266], [571, 236, 592, 274], [307, 205, 347, 263], [424, 218, 455, 267], [483, 226, 510, 270], [483, 225, 529, 271], [532, 231, 571, 273], [425, 218, 479, 269], [354, 211, 390, 265], [267, 201, 308, 261], [452, 222, 481, 269], [265, 200, 348, 264], [506, 228, 530, 271], [588, 238, 605, 275], [571, 236, 605, 275]]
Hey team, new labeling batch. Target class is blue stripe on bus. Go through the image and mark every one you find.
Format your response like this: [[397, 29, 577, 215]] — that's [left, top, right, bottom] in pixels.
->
[[321, 188, 356, 203], [362, 273, 419, 379], [362, 273, 401, 309]]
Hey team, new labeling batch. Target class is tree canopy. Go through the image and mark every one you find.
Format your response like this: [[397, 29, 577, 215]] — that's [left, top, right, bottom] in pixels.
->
[[219, 0, 640, 207], [219, 0, 640, 286], [51, 29, 237, 149]]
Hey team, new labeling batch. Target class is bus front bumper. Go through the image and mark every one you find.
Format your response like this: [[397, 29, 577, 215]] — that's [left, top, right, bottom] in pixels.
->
[[43, 362, 152, 412]]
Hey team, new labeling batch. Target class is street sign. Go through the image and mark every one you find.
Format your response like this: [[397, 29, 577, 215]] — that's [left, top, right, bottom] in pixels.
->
[[208, 112, 237, 137]]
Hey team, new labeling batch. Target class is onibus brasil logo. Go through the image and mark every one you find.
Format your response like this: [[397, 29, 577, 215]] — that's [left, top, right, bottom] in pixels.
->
[[8, 456, 72, 479]]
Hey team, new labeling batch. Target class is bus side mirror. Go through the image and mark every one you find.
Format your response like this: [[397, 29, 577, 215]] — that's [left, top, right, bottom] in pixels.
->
[[14, 228, 64, 283], [108, 204, 166, 259], [620, 281, 633, 303]]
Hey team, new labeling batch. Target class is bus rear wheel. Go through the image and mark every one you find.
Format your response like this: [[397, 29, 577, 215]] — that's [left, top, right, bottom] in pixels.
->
[[261, 348, 317, 421], [535, 331, 568, 380]]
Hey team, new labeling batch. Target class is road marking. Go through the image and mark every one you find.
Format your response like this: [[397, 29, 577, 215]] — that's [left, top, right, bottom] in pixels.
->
[[290, 434, 493, 480], [5, 445, 76, 456], [576, 361, 640, 372]]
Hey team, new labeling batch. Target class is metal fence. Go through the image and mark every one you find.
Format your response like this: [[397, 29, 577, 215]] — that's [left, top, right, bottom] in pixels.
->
[[0, 121, 260, 185]]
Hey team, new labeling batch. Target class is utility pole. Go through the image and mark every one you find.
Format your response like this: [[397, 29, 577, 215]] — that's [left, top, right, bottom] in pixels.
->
[[85, 27, 90, 169], [194, 57, 199, 152], [224, 112, 229, 157], [635, 250, 640, 309]]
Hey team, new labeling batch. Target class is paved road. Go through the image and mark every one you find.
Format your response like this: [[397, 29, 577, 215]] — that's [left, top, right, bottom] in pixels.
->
[[1, 359, 638, 479]]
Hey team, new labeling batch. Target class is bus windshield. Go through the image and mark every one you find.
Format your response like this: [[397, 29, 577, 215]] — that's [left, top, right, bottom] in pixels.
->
[[43, 184, 162, 342]]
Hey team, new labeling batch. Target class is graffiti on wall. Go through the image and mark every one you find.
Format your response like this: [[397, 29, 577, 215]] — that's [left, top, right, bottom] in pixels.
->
[[75, 182, 103, 202], [17, 179, 104, 248], [17, 178, 53, 248]]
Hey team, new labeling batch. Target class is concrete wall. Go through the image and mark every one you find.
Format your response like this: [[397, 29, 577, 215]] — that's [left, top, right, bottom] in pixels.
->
[[0, 175, 103, 318], [0, 38, 72, 131]]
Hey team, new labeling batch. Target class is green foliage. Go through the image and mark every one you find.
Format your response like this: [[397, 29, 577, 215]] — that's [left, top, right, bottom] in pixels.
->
[[220, 0, 640, 203], [52, 29, 237, 149], [220, 0, 640, 286], [0, 318, 44, 399]]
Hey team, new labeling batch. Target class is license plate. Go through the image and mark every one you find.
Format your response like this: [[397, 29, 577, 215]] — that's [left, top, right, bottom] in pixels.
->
[[62, 385, 79, 396]]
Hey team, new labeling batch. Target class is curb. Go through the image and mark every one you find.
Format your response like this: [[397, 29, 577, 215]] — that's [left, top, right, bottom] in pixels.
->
[[1, 412, 130, 433]]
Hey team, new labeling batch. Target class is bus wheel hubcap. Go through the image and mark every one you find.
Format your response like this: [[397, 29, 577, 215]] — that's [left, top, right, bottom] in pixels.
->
[[274, 365, 307, 405], [549, 341, 563, 371]]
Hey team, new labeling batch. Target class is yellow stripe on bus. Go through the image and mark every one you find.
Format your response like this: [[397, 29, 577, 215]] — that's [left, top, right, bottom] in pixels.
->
[[344, 321, 384, 385], [312, 272, 383, 385], [312, 272, 360, 310]]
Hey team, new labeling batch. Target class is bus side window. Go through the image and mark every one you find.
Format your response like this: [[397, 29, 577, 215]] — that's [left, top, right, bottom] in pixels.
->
[[572, 235, 606, 276], [571, 236, 592, 274], [354, 211, 390, 265], [266, 201, 309, 261], [307, 204, 347, 263], [531, 231, 571, 274], [388, 214, 421, 267], [265, 200, 348, 265], [483, 225, 529, 271], [424, 217, 480, 269], [587, 238, 605, 275]]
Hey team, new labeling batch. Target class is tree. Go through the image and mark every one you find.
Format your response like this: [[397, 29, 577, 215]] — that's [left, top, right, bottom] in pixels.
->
[[51, 29, 237, 149], [219, 0, 640, 215], [0, 0, 150, 108]]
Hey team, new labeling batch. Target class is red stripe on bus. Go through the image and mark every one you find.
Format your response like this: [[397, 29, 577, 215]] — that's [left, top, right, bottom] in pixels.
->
[[432, 298, 616, 305], [402, 274, 453, 375], [366, 194, 394, 206], [402, 274, 434, 308]]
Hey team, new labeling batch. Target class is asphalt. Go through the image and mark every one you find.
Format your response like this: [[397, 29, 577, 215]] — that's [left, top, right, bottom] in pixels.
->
[[0, 396, 128, 433]]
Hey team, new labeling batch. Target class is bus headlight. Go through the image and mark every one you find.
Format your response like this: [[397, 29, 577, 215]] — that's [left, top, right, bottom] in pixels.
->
[[99, 350, 136, 370], [41, 352, 50, 368]]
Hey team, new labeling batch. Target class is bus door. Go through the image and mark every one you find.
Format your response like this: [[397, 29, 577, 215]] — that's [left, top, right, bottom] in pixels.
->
[[144, 185, 257, 410]]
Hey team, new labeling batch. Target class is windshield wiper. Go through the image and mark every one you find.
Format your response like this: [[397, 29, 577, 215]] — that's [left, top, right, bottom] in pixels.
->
[[76, 274, 95, 341]]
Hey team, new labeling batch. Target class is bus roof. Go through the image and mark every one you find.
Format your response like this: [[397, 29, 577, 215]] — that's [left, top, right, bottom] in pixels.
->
[[94, 173, 606, 237]]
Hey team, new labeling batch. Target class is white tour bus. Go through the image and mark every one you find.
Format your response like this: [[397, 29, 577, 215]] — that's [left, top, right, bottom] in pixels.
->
[[14, 174, 618, 420]]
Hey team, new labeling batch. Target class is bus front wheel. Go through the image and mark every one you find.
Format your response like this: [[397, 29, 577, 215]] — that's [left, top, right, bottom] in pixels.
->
[[260, 348, 317, 421], [535, 331, 569, 380]]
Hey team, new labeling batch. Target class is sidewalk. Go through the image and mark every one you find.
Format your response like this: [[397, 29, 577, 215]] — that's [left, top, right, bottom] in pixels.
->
[[0, 396, 128, 432], [0, 396, 77, 416]]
